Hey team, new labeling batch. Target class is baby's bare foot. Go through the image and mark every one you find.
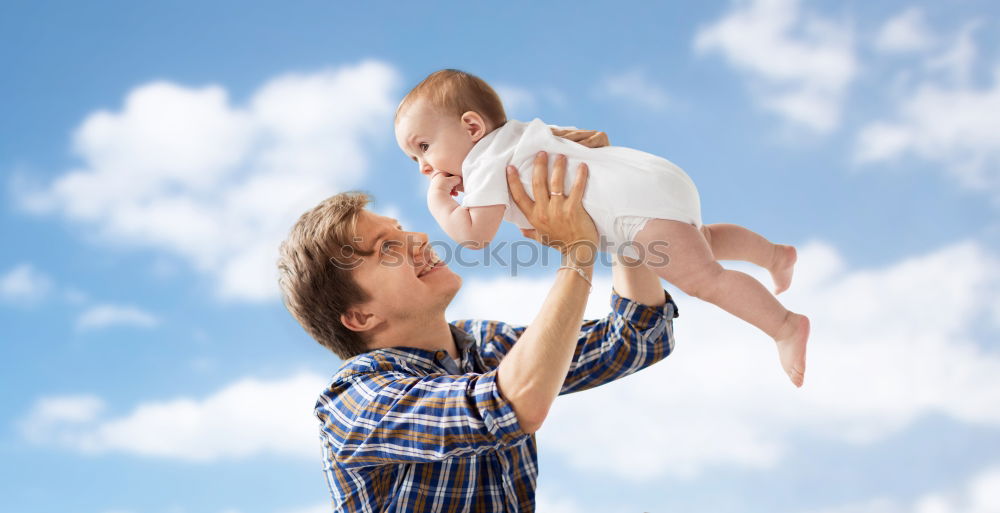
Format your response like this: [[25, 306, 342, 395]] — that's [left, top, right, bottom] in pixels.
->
[[770, 244, 797, 295], [775, 312, 809, 387]]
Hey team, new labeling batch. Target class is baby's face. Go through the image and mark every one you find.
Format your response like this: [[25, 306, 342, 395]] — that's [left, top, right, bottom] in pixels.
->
[[394, 98, 477, 183]]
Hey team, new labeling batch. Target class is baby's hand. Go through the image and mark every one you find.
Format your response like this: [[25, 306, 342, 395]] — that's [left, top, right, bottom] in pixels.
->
[[429, 171, 462, 197], [550, 127, 610, 148]]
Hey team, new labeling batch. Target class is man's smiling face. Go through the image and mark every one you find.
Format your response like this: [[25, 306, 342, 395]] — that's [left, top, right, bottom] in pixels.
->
[[347, 210, 462, 324]]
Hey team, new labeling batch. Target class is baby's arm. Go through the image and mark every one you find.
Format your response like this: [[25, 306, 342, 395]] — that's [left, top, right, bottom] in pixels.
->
[[428, 172, 505, 249]]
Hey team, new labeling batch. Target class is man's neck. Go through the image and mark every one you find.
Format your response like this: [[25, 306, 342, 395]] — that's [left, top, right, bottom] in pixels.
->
[[368, 316, 459, 361]]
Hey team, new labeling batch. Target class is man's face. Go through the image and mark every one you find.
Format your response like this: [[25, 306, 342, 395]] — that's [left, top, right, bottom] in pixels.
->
[[348, 210, 462, 324]]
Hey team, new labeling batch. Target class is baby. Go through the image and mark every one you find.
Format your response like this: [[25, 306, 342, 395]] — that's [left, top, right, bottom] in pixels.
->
[[394, 69, 810, 387]]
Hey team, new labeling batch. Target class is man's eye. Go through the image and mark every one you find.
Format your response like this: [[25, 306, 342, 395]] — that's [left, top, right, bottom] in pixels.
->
[[419, 143, 429, 152], [381, 241, 397, 253]]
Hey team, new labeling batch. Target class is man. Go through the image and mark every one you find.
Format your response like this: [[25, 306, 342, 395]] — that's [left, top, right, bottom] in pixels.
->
[[277, 152, 679, 512]]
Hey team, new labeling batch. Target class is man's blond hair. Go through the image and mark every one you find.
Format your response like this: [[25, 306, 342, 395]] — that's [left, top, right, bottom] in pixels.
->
[[277, 191, 376, 359], [396, 69, 507, 130]]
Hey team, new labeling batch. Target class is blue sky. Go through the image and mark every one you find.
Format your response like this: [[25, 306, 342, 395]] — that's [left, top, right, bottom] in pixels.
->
[[2, 1, 999, 512]]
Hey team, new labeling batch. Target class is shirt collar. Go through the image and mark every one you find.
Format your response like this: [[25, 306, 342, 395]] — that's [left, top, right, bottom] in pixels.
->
[[342, 323, 477, 375], [449, 323, 475, 354]]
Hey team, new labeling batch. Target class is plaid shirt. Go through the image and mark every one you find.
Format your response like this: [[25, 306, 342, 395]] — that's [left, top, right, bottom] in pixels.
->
[[315, 288, 679, 512]]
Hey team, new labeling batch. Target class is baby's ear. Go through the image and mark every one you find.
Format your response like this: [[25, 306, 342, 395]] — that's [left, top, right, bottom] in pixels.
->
[[461, 111, 488, 142]]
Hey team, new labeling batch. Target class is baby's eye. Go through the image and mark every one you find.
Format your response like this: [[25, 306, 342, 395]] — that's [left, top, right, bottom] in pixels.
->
[[419, 143, 429, 152]]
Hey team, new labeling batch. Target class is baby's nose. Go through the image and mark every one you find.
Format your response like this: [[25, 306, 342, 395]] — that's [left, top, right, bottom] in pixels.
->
[[419, 163, 433, 176]]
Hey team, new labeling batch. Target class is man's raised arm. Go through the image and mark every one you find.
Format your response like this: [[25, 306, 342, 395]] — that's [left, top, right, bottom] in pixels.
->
[[495, 151, 598, 434]]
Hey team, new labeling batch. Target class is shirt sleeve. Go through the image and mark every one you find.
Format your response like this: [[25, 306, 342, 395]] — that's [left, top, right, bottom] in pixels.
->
[[558, 288, 679, 395], [451, 288, 678, 396], [316, 365, 528, 470]]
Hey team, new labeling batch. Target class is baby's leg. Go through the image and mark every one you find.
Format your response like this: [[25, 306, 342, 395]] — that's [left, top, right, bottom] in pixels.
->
[[636, 219, 809, 386], [700, 223, 797, 295]]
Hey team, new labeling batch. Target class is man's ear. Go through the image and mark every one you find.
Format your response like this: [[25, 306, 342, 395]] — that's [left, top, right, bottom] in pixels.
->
[[461, 111, 488, 142], [340, 307, 384, 333]]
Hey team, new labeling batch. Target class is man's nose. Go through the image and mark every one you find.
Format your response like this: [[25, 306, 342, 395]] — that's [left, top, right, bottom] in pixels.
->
[[409, 232, 431, 260]]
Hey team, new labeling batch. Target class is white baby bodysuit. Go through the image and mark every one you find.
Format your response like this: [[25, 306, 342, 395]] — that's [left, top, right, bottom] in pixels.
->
[[460, 118, 702, 258]]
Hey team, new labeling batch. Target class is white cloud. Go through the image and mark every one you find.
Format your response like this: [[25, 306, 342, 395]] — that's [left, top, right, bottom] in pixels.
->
[[855, 27, 1000, 196], [19, 395, 106, 446], [454, 239, 1000, 479], [101, 509, 241, 513], [101, 506, 325, 513], [274, 504, 330, 513], [448, 272, 616, 323], [875, 8, 935, 54], [595, 69, 671, 111], [804, 498, 899, 513], [694, 0, 857, 133], [16, 60, 400, 301], [926, 22, 981, 86], [20, 373, 326, 462], [534, 489, 585, 513], [76, 304, 160, 331], [0, 263, 53, 305], [803, 466, 1000, 513]]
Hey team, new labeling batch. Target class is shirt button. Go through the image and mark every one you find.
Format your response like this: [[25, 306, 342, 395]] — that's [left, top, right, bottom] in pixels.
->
[[436, 351, 446, 360]]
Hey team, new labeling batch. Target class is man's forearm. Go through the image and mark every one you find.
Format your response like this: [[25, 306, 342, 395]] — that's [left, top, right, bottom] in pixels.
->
[[496, 245, 594, 433], [611, 254, 666, 307]]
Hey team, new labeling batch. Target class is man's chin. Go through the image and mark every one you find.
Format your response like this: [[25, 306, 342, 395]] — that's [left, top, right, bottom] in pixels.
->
[[415, 268, 461, 313], [440, 271, 462, 305]]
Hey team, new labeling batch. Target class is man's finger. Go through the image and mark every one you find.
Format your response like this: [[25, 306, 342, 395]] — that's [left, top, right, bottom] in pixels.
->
[[530, 151, 550, 210], [568, 162, 589, 205], [550, 154, 567, 197], [506, 165, 534, 212]]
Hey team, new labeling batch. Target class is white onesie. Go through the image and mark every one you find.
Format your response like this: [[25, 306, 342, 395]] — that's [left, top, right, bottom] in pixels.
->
[[460, 118, 702, 259]]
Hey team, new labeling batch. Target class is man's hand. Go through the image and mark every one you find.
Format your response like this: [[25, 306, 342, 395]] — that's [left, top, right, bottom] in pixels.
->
[[550, 127, 610, 148], [505, 152, 598, 256]]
